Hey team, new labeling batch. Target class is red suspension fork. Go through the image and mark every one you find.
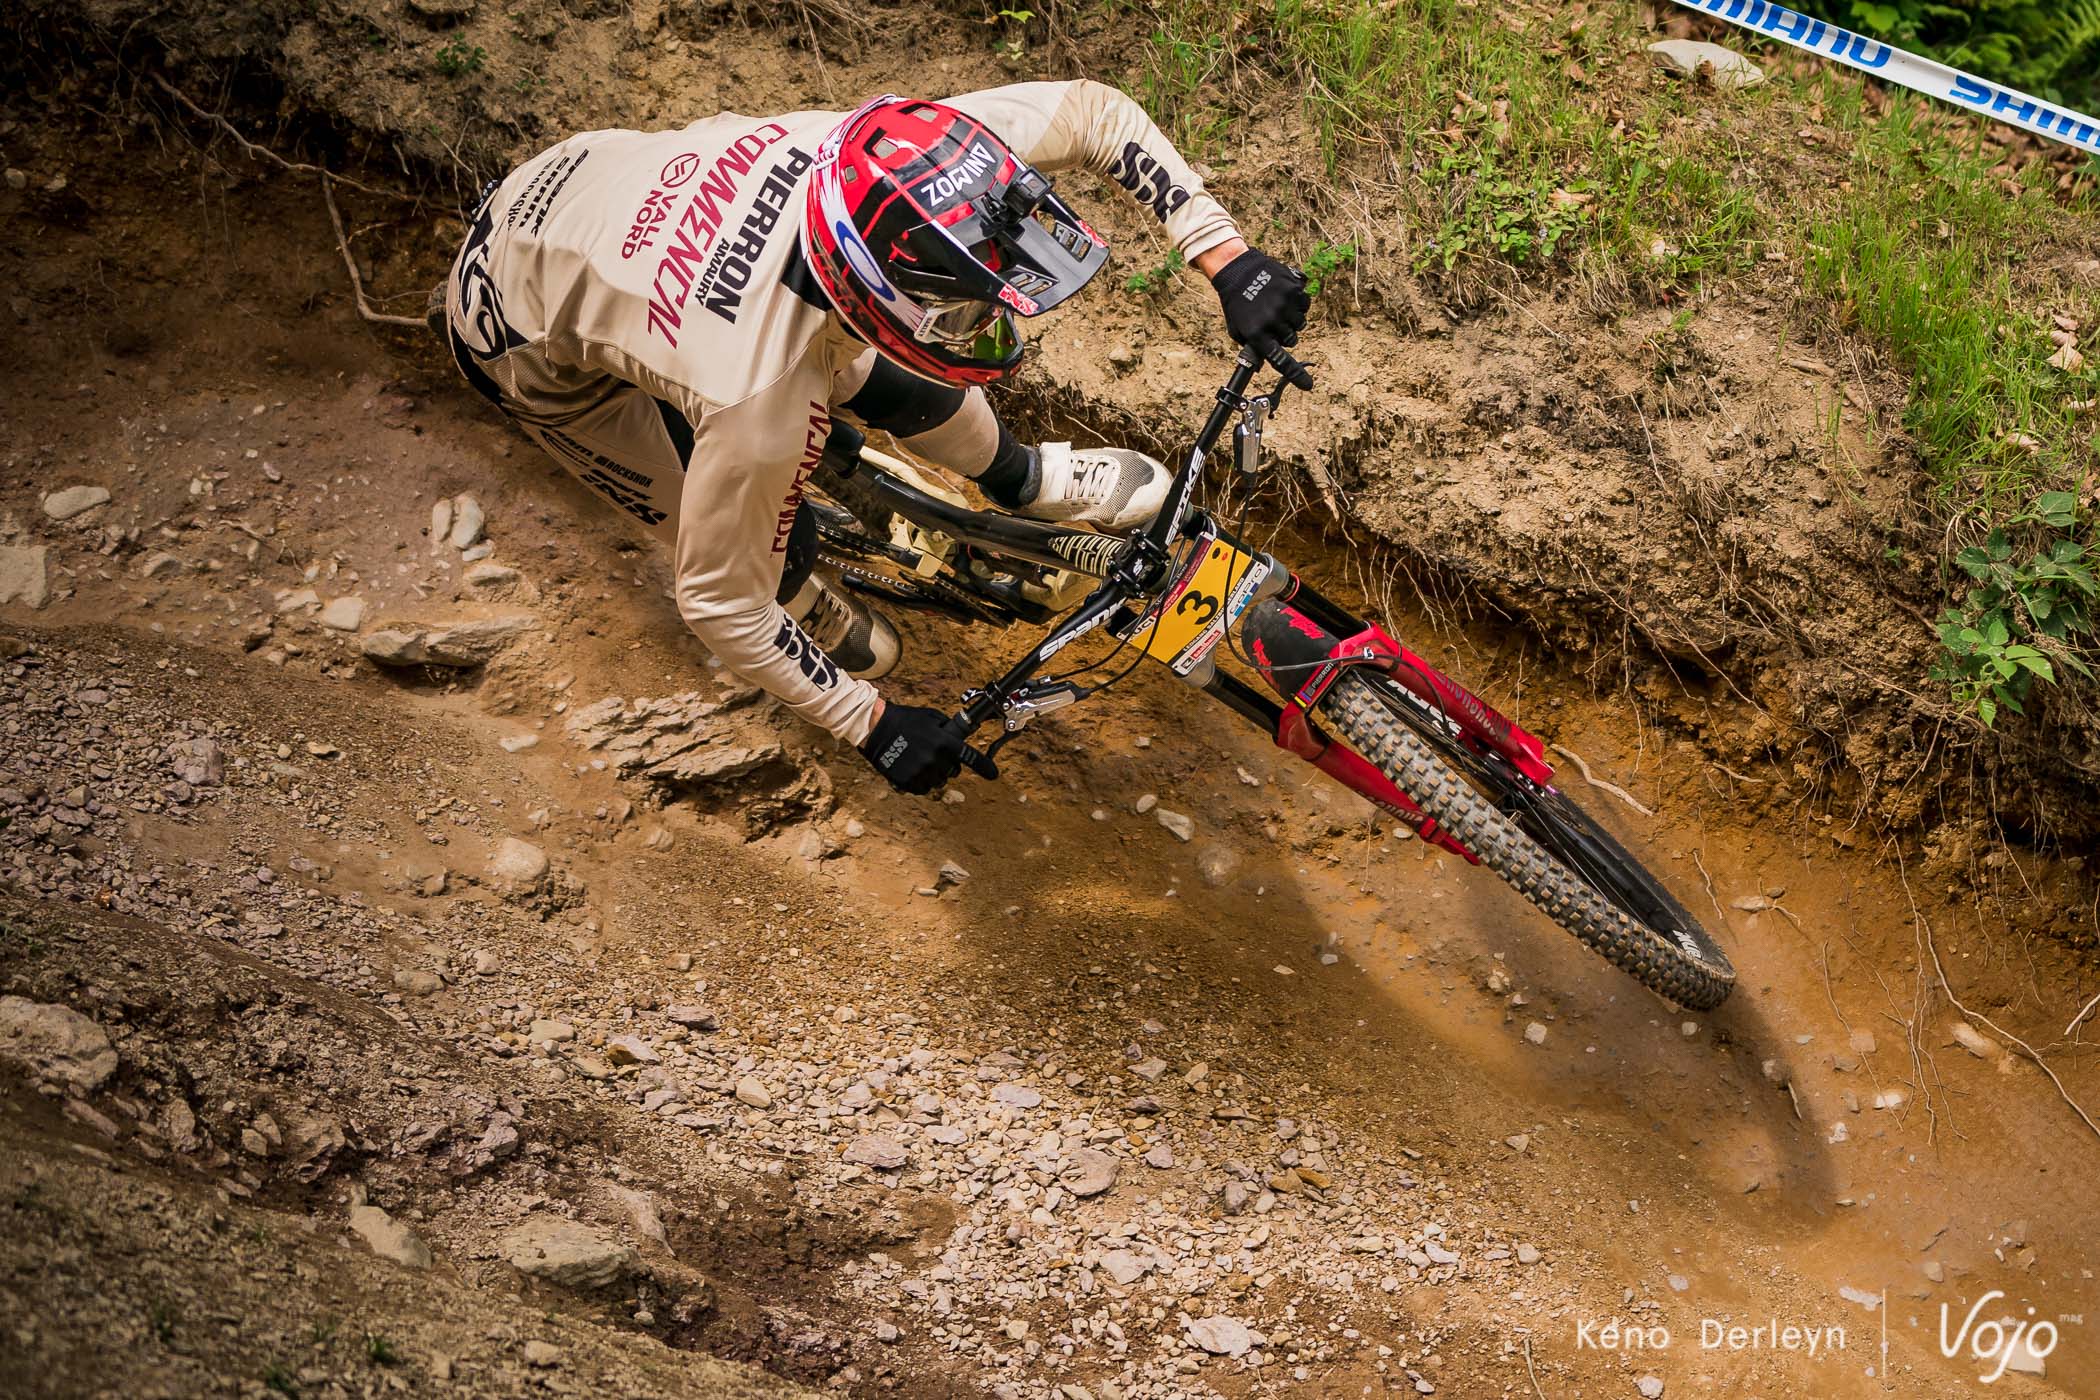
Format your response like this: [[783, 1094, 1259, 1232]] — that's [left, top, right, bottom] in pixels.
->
[[1273, 704, 1479, 862]]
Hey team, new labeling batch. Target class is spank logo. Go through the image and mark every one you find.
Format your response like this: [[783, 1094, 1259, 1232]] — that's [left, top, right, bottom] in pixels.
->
[[1940, 1292, 2058, 1384]]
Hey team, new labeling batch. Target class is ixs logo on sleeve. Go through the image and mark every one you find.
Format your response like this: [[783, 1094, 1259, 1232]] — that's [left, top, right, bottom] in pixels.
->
[[1107, 141, 1191, 223], [771, 616, 840, 690], [453, 195, 526, 362]]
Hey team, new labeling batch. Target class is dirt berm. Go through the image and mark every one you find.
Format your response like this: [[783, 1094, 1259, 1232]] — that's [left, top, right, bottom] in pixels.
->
[[22, 0, 2100, 883]]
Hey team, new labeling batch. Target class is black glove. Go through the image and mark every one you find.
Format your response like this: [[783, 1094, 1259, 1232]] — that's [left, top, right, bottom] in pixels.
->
[[860, 703, 966, 796], [1210, 247, 1310, 360]]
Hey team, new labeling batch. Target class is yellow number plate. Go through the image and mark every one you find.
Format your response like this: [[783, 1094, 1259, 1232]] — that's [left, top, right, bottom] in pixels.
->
[[1125, 532, 1271, 675]]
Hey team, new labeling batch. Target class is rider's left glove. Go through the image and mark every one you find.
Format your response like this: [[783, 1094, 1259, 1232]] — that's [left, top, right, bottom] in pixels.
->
[[1210, 247, 1311, 362], [860, 702, 967, 796]]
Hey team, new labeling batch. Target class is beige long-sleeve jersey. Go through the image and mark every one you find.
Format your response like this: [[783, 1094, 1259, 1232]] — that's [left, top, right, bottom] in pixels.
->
[[444, 81, 1241, 745]]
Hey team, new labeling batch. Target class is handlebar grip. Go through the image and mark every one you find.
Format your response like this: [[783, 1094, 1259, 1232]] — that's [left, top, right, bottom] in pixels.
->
[[958, 742, 999, 781], [1263, 343, 1315, 391]]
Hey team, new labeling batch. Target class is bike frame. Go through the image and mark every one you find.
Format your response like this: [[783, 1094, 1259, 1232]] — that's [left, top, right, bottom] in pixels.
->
[[821, 348, 1561, 860]]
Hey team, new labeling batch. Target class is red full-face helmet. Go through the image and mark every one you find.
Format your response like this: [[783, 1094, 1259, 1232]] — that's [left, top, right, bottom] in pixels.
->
[[801, 94, 1110, 386]]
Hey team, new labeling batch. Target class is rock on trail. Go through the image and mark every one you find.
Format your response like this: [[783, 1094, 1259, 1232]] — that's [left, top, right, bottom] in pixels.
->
[[0, 544, 49, 608], [348, 1204, 435, 1269], [499, 1216, 639, 1289], [361, 615, 538, 668], [1185, 1314, 1258, 1357], [485, 837, 550, 899], [41, 484, 109, 520], [0, 996, 118, 1092]]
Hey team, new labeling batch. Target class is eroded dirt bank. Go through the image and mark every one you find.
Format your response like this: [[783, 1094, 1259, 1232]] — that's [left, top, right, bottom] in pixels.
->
[[21, 0, 2100, 871], [2, 61, 2099, 1400]]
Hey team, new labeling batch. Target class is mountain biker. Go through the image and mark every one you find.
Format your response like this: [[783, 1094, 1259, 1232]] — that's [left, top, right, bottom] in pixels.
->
[[433, 83, 1309, 795]]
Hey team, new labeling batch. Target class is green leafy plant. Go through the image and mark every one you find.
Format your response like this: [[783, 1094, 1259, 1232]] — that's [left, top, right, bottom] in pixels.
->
[[435, 34, 485, 77], [1425, 156, 1592, 272], [1302, 241, 1357, 297], [1932, 490, 2098, 724], [365, 1334, 401, 1366], [1124, 248, 1185, 296], [988, 7, 1034, 61], [263, 1364, 299, 1398]]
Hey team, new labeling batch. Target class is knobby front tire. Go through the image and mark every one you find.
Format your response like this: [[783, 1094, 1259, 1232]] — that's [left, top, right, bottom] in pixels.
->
[[1318, 672, 1735, 1011]]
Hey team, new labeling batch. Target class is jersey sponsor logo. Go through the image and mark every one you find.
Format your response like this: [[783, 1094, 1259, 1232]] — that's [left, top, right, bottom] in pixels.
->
[[453, 195, 526, 361], [660, 152, 702, 188], [692, 146, 814, 325], [622, 189, 678, 260], [536, 428, 669, 528], [913, 140, 999, 209], [773, 404, 832, 554], [639, 122, 793, 345], [771, 615, 840, 690], [1107, 141, 1191, 224], [503, 149, 591, 236]]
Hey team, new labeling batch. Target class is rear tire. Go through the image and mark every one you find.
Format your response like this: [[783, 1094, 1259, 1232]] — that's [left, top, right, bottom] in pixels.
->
[[1318, 673, 1735, 1010]]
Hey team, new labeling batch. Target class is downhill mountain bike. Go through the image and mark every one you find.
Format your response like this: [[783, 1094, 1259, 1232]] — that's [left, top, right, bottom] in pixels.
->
[[809, 346, 1735, 1010]]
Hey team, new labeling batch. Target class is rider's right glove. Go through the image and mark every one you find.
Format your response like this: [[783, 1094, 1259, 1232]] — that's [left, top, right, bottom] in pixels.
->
[[1209, 247, 1311, 363], [860, 702, 967, 796]]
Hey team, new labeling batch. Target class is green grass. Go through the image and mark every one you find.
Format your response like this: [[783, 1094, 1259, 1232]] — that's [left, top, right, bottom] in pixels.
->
[[1126, 0, 2099, 725], [1804, 79, 2095, 511], [1799, 76, 2099, 721], [1129, 0, 1760, 292]]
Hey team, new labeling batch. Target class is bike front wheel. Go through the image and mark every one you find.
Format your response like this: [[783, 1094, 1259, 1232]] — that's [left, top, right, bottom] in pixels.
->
[[1317, 672, 1736, 1010]]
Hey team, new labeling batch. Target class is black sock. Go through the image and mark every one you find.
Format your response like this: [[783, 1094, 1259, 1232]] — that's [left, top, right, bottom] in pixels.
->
[[975, 426, 1038, 511]]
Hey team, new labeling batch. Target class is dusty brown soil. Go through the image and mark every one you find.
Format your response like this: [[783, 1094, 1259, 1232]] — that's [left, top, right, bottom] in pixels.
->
[[3, 14, 2100, 1400]]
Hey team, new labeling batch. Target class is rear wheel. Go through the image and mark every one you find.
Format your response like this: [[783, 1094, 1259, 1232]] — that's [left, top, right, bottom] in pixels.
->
[[1317, 672, 1735, 1010]]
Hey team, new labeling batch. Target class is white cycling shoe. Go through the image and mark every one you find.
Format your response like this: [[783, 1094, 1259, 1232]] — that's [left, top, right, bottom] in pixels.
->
[[1018, 442, 1169, 533]]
